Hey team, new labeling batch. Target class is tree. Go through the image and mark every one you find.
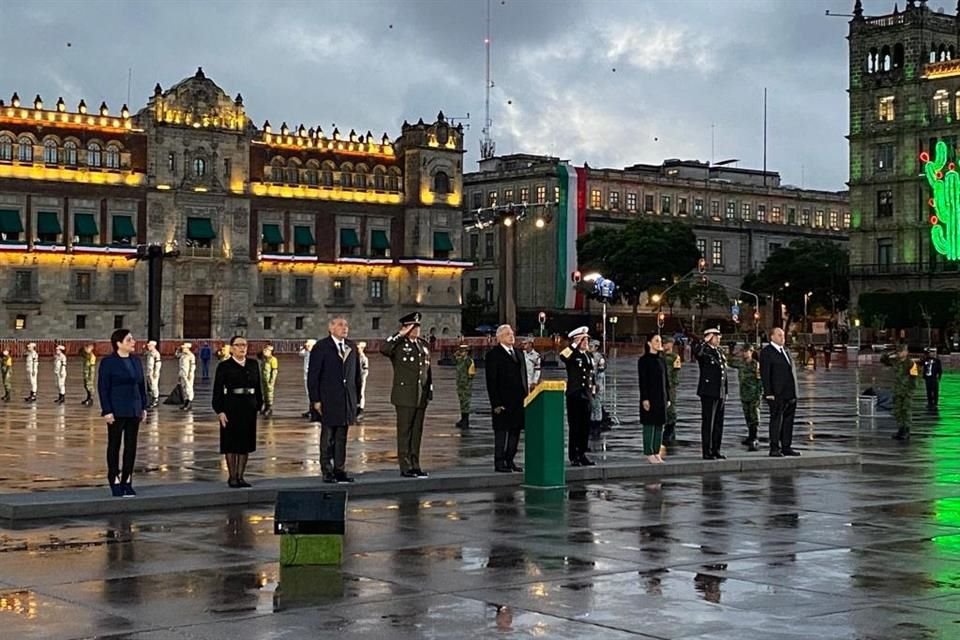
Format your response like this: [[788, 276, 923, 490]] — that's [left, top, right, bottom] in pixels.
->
[[578, 219, 700, 335], [741, 239, 849, 322], [662, 277, 731, 334]]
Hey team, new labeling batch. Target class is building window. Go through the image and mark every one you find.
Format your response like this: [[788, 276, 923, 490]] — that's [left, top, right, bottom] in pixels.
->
[[876, 143, 894, 172], [224, 158, 232, 180], [878, 96, 895, 122], [340, 170, 353, 189], [829, 210, 839, 229], [372, 317, 380, 331], [74, 272, 92, 300], [43, 140, 58, 164], [741, 203, 752, 221], [433, 231, 453, 259], [626, 192, 638, 211], [696, 238, 706, 258], [261, 223, 284, 253], [469, 277, 479, 294], [113, 315, 124, 330], [710, 200, 720, 219], [519, 186, 529, 203], [677, 196, 688, 215], [661, 195, 672, 215], [554, 186, 560, 203], [293, 277, 311, 306], [293, 225, 315, 255], [332, 278, 347, 302], [339, 228, 361, 257], [0, 135, 12, 161], [843, 211, 851, 228], [469, 233, 479, 259], [369, 278, 384, 302], [877, 190, 893, 218], [87, 143, 101, 167], [726, 201, 736, 220], [105, 145, 120, 169], [322, 167, 333, 187], [262, 276, 279, 305], [644, 195, 655, 213], [37, 211, 61, 243], [487, 191, 498, 208], [112, 272, 130, 303], [17, 137, 33, 162], [484, 277, 494, 304], [712, 240, 723, 266], [694, 199, 704, 217], [64, 141, 77, 166], [757, 205, 766, 223], [484, 232, 494, 260], [609, 190, 620, 209], [13, 270, 32, 299], [801, 208, 811, 226], [787, 207, 797, 225], [536, 185, 546, 204], [471, 192, 482, 210], [504, 188, 514, 204], [295, 316, 304, 330], [193, 157, 206, 177], [771, 206, 783, 224], [76, 314, 86, 330], [286, 165, 299, 184], [14, 314, 26, 331], [433, 171, 450, 194], [934, 89, 951, 118], [877, 238, 893, 271], [263, 316, 273, 331], [815, 209, 825, 228], [167, 152, 176, 173], [590, 189, 602, 209]]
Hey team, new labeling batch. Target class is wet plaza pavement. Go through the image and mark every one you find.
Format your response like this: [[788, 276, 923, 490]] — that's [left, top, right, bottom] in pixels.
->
[[2, 355, 960, 638]]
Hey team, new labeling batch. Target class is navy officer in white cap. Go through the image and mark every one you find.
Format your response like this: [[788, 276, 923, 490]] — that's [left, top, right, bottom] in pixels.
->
[[695, 326, 728, 460], [559, 326, 596, 466]]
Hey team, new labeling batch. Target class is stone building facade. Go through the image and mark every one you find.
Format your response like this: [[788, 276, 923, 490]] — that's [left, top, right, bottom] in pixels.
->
[[0, 68, 467, 341], [847, 0, 960, 326], [463, 154, 849, 334]]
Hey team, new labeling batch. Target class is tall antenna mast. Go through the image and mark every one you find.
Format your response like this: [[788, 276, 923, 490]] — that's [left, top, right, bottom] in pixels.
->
[[480, 0, 495, 160]]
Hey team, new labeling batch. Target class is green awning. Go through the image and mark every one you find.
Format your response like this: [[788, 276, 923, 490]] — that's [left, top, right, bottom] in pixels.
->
[[262, 223, 284, 244], [433, 231, 453, 252], [112, 215, 136, 240], [0, 210, 23, 234], [74, 213, 98, 237], [187, 217, 216, 240], [371, 229, 390, 250], [340, 228, 360, 248], [294, 226, 315, 246], [37, 211, 62, 235]]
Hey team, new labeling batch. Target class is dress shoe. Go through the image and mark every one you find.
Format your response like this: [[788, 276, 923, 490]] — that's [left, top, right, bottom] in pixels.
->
[[702, 454, 715, 460], [578, 456, 596, 467], [334, 472, 355, 483], [782, 449, 801, 457], [495, 465, 512, 473], [747, 440, 760, 452], [120, 483, 137, 497], [109, 483, 123, 497], [510, 463, 523, 472], [414, 469, 429, 478], [401, 470, 419, 478], [237, 479, 252, 488], [322, 473, 337, 483], [228, 479, 242, 488], [769, 450, 784, 457], [712, 453, 727, 460]]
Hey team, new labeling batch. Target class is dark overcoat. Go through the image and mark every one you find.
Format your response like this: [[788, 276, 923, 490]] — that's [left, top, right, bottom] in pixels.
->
[[212, 357, 262, 454], [485, 345, 528, 432], [637, 352, 669, 425], [307, 336, 362, 427]]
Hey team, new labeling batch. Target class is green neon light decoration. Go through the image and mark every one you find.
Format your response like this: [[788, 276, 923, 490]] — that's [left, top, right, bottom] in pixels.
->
[[921, 141, 960, 261]]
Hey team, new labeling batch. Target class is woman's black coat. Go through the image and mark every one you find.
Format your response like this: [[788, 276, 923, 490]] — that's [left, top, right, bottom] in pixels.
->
[[637, 352, 669, 425]]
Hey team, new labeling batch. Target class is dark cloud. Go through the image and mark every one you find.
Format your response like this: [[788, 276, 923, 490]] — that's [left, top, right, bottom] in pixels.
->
[[0, 0, 879, 190]]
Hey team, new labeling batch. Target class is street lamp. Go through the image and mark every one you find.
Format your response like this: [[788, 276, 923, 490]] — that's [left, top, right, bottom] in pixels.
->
[[582, 272, 616, 353], [803, 291, 813, 334], [609, 315, 618, 346]]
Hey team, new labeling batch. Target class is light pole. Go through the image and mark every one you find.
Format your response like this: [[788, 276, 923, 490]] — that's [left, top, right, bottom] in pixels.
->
[[609, 315, 618, 348], [803, 291, 813, 335], [582, 272, 616, 354], [538, 310, 546, 337]]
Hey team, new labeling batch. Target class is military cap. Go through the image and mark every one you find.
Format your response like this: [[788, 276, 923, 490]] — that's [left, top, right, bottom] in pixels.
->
[[263, 344, 274, 353], [357, 341, 367, 349], [182, 342, 193, 350], [703, 327, 721, 337], [568, 326, 589, 339], [662, 335, 675, 344], [55, 345, 65, 352], [304, 339, 317, 349], [399, 311, 422, 326], [147, 340, 157, 348], [26, 342, 36, 348], [457, 343, 469, 350]]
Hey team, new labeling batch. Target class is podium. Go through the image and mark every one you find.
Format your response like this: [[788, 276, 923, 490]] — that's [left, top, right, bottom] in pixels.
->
[[523, 380, 567, 489]]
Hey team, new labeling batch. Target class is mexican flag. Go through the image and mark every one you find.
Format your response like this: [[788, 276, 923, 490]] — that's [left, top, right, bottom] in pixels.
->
[[555, 163, 587, 309]]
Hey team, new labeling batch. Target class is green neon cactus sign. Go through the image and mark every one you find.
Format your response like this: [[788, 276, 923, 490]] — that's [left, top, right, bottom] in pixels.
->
[[922, 140, 960, 261]]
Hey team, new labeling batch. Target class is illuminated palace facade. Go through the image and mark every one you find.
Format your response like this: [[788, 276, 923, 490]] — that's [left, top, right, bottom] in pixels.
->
[[0, 68, 467, 340]]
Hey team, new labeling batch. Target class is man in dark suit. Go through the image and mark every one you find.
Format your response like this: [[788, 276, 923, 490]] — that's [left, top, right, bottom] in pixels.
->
[[695, 327, 728, 460], [485, 324, 528, 472], [760, 327, 799, 457], [308, 315, 363, 483]]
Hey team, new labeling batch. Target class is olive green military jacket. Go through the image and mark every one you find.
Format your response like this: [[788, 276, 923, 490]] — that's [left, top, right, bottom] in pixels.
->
[[380, 334, 433, 408]]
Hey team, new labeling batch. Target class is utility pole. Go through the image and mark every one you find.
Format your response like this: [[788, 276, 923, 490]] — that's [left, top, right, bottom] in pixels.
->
[[480, 0, 496, 160]]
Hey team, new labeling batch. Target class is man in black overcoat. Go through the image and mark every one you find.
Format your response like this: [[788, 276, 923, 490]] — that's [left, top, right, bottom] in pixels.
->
[[759, 327, 800, 457], [308, 316, 363, 483], [485, 324, 528, 472]]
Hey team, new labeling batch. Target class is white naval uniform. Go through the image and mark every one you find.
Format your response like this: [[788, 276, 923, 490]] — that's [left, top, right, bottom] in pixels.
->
[[523, 348, 542, 389], [359, 351, 370, 409], [145, 349, 162, 403], [25, 351, 38, 394], [54, 352, 67, 395], [299, 347, 312, 406], [179, 351, 196, 402]]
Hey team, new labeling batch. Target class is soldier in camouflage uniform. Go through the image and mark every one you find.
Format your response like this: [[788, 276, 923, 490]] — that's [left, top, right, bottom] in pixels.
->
[[260, 344, 279, 417], [729, 344, 762, 451], [661, 336, 681, 449], [882, 344, 919, 441], [454, 344, 475, 429], [81, 343, 96, 406], [1, 348, 12, 402]]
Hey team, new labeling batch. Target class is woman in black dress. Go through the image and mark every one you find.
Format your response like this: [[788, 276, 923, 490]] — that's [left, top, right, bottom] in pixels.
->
[[212, 335, 263, 487], [637, 334, 670, 465]]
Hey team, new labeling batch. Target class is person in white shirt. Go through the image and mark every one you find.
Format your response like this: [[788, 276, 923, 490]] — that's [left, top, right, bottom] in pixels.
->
[[24, 342, 38, 402], [178, 343, 196, 411], [521, 337, 541, 393], [299, 339, 317, 418], [144, 340, 162, 409], [357, 341, 370, 417], [53, 345, 67, 404]]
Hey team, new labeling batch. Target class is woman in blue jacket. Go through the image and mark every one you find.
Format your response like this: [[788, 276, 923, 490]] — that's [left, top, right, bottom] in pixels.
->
[[97, 328, 148, 497]]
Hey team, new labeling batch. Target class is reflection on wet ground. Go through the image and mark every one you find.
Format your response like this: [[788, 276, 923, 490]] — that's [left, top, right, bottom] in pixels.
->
[[1, 362, 960, 637]]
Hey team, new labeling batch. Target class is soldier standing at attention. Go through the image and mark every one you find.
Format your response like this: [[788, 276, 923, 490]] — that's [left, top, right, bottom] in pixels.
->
[[199, 342, 213, 382], [299, 339, 317, 419], [53, 345, 67, 404], [921, 348, 943, 410], [24, 342, 38, 402], [1, 348, 13, 402], [217, 343, 231, 362], [695, 327, 728, 460], [521, 337, 542, 392], [357, 341, 369, 418], [559, 326, 595, 466], [144, 341, 161, 409], [454, 343, 475, 429], [260, 344, 278, 417], [883, 344, 919, 441], [81, 343, 97, 406], [380, 312, 432, 478], [179, 343, 196, 411], [661, 336, 681, 452], [729, 344, 762, 451]]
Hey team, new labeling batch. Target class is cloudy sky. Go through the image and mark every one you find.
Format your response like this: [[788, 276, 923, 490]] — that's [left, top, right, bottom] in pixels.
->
[[0, 0, 894, 191]]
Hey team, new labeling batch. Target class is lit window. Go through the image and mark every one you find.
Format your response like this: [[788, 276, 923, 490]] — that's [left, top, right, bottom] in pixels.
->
[[609, 190, 620, 209], [105, 145, 120, 169], [503, 188, 514, 204], [710, 200, 720, 218], [712, 240, 723, 266], [626, 193, 637, 211], [519, 186, 529, 203], [590, 189, 601, 208], [536, 185, 546, 204], [87, 143, 101, 167], [193, 157, 206, 177], [757, 205, 766, 223], [829, 210, 839, 229], [17, 137, 33, 162], [934, 89, 951, 118], [741, 202, 752, 221], [488, 191, 498, 207], [771, 206, 782, 223], [843, 211, 851, 228], [801, 208, 811, 226], [694, 199, 704, 217], [677, 196, 688, 215], [877, 190, 893, 218], [878, 96, 895, 122], [661, 195, 671, 215], [815, 209, 825, 228], [696, 239, 706, 258], [726, 201, 736, 220]]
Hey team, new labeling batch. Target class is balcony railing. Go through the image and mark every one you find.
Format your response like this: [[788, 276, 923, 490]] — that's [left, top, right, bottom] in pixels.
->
[[849, 262, 960, 277]]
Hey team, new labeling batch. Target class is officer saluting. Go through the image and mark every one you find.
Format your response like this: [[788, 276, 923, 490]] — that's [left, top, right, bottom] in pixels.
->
[[380, 312, 433, 478], [695, 327, 728, 460], [559, 326, 595, 466]]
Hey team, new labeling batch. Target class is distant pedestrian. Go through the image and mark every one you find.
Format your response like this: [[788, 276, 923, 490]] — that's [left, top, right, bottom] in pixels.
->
[[178, 343, 196, 411], [212, 335, 263, 487], [485, 325, 527, 473], [760, 328, 800, 457], [357, 341, 369, 417], [23, 342, 38, 402], [81, 343, 96, 406], [144, 340, 161, 409], [454, 344, 475, 429], [299, 339, 317, 418], [883, 344, 919, 441], [823, 343, 833, 369], [637, 334, 669, 464], [695, 327, 728, 460], [97, 328, 148, 497], [199, 342, 212, 381], [259, 344, 278, 417], [1, 348, 12, 402], [730, 344, 762, 451], [53, 345, 67, 404], [922, 348, 943, 410]]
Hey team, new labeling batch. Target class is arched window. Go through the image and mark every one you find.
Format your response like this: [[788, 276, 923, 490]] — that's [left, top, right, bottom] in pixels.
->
[[286, 164, 299, 184], [340, 171, 352, 188], [18, 137, 33, 162], [373, 167, 386, 190], [0, 135, 13, 161], [87, 142, 102, 167], [931, 48, 938, 63], [305, 161, 319, 186], [893, 43, 904, 69], [433, 171, 450, 194], [105, 144, 120, 169], [866, 49, 876, 73], [355, 164, 368, 189], [63, 141, 77, 166], [388, 167, 401, 191], [940, 44, 948, 61], [193, 157, 206, 177], [43, 140, 58, 164], [880, 45, 891, 72], [270, 158, 284, 182], [950, 46, 956, 61]]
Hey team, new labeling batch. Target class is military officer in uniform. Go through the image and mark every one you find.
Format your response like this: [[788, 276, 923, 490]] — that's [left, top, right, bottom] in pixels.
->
[[454, 343, 475, 429], [695, 327, 728, 460], [730, 344, 762, 451], [883, 344, 919, 441], [81, 343, 97, 406], [24, 342, 38, 402], [144, 340, 162, 409], [1, 348, 13, 402], [559, 326, 595, 466], [380, 312, 432, 478], [922, 348, 943, 410], [661, 336, 681, 452], [521, 337, 542, 392], [178, 343, 197, 411], [53, 345, 67, 404], [357, 341, 370, 417], [260, 344, 278, 417]]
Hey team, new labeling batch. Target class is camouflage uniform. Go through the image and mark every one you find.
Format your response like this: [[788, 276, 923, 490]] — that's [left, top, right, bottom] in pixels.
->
[[454, 349, 475, 428], [1, 352, 12, 401], [883, 351, 918, 438], [730, 355, 762, 442], [663, 351, 681, 443], [260, 350, 279, 416], [81, 350, 97, 405]]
